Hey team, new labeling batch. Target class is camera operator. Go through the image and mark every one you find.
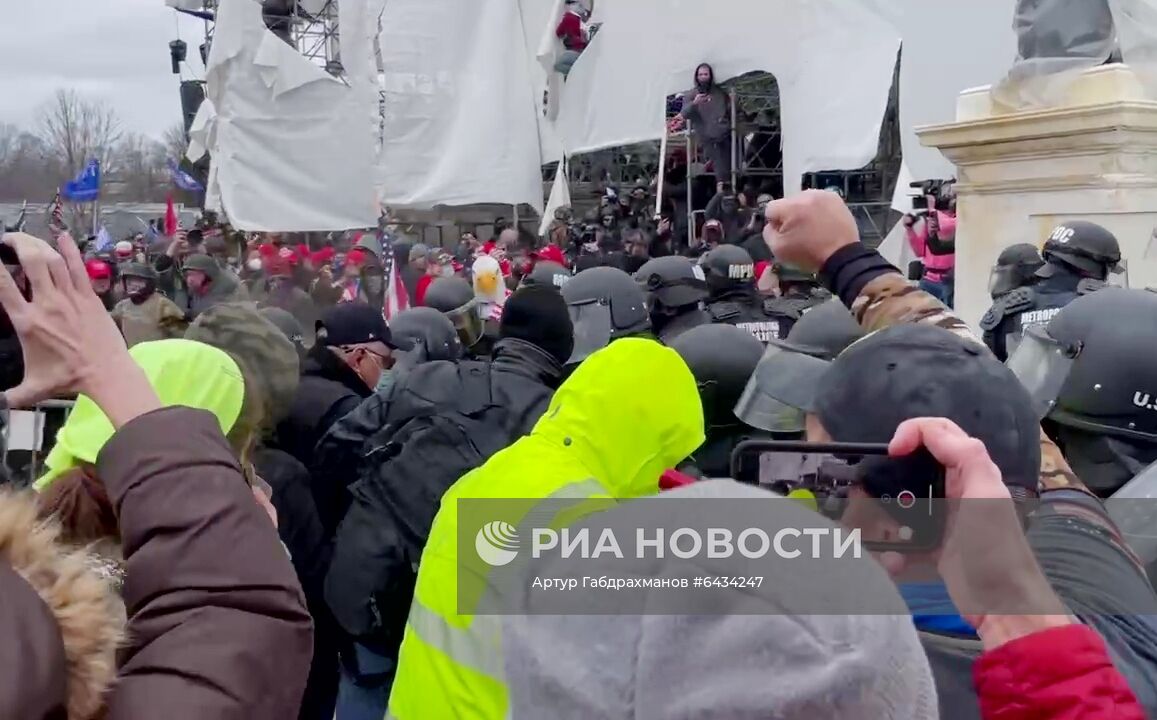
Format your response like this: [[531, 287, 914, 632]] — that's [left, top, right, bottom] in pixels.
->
[[904, 180, 957, 307]]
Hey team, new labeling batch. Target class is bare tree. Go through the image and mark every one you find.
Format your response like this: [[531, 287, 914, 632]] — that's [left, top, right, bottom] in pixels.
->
[[110, 133, 169, 203], [162, 122, 190, 164], [35, 89, 123, 186]]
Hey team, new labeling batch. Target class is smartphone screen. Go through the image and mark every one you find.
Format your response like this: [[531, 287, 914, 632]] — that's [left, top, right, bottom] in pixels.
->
[[733, 441, 946, 553]]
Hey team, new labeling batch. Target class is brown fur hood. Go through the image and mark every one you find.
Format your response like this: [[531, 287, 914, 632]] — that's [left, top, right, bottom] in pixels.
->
[[0, 490, 124, 719]]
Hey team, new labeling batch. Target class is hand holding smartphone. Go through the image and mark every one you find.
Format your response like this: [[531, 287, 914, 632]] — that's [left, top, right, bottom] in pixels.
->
[[732, 440, 947, 553]]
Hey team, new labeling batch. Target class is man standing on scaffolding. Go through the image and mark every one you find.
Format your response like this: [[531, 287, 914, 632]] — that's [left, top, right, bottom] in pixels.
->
[[671, 63, 733, 191]]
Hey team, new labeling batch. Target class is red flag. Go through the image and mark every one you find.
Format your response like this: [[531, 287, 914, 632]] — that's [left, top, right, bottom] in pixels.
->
[[164, 193, 179, 237]]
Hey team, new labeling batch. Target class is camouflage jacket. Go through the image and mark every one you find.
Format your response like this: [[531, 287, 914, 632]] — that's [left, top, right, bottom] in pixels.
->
[[846, 271, 1086, 496]]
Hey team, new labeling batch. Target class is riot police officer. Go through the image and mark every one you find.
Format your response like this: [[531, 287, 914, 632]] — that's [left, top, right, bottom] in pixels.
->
[[560, 266, 651, 364], [981, 221, 1122, 361], [701, 245, 794, 344], [519, 261, 571, 291], [669, 324, 767, 483], [988, 243, 1043, 300], [424, 276, 490, 360], [1006, 288, 1157, 497], [633, 255, 710, 343], [765, 261, 832, 334], [781, 299, 864, 360]]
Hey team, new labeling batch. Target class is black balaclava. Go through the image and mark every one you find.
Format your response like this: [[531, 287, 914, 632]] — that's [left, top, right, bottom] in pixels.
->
[[124, 276, 157, 305], [695, 63, 715, 93], [361, 263, 385, 304]]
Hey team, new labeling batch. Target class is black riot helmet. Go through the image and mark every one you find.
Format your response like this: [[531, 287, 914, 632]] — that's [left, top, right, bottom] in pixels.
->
[[633, 255, 709, 313], [701, 245, 756, 298], [989, 243, 1043, 299], [670, 324, 764, 431], [424, 276, 484, 351], [388, 307, 463, 365], [1008, 288, 1157, 494], [1039, 221, 1124, 282], [561, 266, 651, 364], [520, 261, 571, 291], [782, 299, 864, 360]]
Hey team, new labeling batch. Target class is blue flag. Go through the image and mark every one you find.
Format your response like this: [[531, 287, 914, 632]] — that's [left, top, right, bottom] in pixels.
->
[[94, 226, 113, 252], [169, 160, 204, 192], [62, 159, 101, 202]]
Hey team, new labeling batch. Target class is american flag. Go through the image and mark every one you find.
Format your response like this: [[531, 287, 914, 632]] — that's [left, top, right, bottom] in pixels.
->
[[376, 218, 410, 322], [46, 192, 67, 237]]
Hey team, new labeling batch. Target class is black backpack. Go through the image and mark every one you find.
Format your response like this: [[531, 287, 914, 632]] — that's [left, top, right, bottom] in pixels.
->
[[325, 363, 516, 658]]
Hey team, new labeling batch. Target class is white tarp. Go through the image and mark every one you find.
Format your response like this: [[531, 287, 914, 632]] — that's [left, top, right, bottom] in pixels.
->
[[556, 0, 900, 195], [376, 0, 546, 212], [202, 0, 378, 230], [865, 0, 1017, 182], [539, 159, 571, 236]]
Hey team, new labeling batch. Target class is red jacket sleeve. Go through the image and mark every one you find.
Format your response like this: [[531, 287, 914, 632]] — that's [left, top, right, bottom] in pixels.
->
[[415, 274, 433, 306], [974, 624, 1145, 720]]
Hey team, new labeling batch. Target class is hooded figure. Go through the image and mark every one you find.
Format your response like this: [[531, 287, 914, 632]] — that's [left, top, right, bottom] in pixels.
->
[[388, 338, 705, 720], [182, 254, 249, 318], [472, 254, 510, 323], [110, 263, 188, 348]]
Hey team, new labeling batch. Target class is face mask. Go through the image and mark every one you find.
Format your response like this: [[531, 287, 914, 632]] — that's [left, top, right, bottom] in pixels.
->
[[440, 265, 455, 278], [363, 275, 384, 294], [375, 368, 396, 395], [247, 258, 263, 272]]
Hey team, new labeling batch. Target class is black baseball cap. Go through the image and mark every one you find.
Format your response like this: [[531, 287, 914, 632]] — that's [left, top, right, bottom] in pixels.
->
[[316, 303, 413, 351], [813, 324, 1041, 494]]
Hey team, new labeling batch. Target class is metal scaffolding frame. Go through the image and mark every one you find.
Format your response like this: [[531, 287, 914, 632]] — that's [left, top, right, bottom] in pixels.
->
[[196, 0, 345, 77]]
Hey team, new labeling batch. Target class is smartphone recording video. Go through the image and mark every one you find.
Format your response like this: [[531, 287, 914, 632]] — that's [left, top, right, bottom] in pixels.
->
[[731, 440, 946, 553]]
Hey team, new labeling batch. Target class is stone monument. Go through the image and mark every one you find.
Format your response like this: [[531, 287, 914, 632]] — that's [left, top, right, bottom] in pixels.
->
[[916, 63, 1157, 328]]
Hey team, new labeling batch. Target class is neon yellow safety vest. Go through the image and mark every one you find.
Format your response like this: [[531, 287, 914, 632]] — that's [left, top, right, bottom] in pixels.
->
[[388, 339, 705, 720]]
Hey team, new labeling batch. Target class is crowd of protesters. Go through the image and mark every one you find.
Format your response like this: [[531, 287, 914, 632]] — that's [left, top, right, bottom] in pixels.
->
[[0, 174, 1148, 720]]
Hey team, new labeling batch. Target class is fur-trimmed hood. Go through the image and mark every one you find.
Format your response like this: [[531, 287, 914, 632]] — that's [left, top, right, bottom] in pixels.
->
[[0, 491, 123, 719]]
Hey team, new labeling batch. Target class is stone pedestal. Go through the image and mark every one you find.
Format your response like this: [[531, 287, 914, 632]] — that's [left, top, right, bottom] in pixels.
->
[[916, 64, 1157, 328]]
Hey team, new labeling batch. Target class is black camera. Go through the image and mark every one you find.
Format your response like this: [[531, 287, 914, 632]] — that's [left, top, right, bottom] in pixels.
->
[[909, 179, 955, 214]]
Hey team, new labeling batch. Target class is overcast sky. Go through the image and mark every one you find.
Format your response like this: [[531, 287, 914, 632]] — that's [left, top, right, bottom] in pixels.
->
[[0, 0, 207, 139]]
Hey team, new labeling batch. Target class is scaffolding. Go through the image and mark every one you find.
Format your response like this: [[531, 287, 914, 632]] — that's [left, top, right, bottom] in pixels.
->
[[552, 67, 902, 247], [194, 0, 345, 77]]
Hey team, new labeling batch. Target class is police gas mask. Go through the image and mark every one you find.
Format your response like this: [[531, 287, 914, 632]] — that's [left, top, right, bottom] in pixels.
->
[[602, 214, 615, 229]]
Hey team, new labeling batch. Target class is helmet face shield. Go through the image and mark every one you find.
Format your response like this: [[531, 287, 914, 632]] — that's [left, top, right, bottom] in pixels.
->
[[988, 265, 1020, 297], [445, 300, 483, 349], [733, 344, 830, 433], [1108, 259, 1129, 288], [567, 301, 614, 365], [1007, 324, 1081, 420]]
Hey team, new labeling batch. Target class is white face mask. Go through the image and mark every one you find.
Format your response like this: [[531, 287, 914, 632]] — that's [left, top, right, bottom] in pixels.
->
[[247, 258, 263, 272], [440, 265, 455, 278]]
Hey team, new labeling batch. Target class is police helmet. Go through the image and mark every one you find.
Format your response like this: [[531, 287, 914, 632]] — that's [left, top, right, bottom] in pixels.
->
[[1008, 288, 1157, 443], [990, 243, 1043, 298], [782, 299, 864, 360], [670, 324, 764, 429], [388, 306, 463, 364], [701, 245, 756, 297], [561, 266, 651, 364], [1039, 221, 1123, 281], [424, 276, 484, 350], [520, 261, 571, 291], [633, 255, 709, 312]]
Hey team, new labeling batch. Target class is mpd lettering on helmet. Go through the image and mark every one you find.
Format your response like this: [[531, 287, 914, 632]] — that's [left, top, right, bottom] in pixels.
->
[[735, 321, 779, 343], [1018, 308, 1061, 327], [1049, 226, 1076, 244], [552, 274, 570, 288], [728, 264, 755, 280]]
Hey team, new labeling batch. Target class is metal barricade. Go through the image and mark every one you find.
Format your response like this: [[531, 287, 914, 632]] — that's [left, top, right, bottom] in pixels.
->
[[3, 398, 76, 486]]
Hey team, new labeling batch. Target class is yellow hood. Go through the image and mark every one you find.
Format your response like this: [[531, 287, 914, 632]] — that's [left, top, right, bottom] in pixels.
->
[[531, 337, 705, 498], [36, 339, 245, 490]]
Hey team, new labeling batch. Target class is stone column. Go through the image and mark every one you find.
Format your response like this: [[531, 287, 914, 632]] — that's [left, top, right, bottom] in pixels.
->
[[916, 64, 1157, 328]]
